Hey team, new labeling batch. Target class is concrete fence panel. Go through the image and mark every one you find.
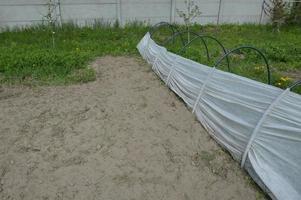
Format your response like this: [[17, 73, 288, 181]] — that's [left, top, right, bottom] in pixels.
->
[[0, 0, 273, 29]]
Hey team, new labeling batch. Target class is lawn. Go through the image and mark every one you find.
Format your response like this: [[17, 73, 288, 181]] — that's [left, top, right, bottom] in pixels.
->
[[0, 23, 300, 92]]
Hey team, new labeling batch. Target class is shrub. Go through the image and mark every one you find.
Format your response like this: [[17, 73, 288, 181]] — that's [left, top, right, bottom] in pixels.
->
[[287, 2, 301, 25], [263, 0, 288, 31]]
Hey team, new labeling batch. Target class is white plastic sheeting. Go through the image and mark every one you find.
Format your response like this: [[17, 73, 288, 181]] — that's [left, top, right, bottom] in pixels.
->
[[137, 32, 301, 200]]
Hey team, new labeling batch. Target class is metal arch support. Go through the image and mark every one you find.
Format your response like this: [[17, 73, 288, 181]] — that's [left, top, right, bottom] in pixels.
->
[[214, 46, 271, 85], [289, 80, 301, 91], [149, 22, 184, 45], [163, 31, 210, 62], [179, 35, 230, 72]]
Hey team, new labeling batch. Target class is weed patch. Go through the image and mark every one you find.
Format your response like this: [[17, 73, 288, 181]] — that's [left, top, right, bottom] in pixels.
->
[[0, 23, 300, 92]]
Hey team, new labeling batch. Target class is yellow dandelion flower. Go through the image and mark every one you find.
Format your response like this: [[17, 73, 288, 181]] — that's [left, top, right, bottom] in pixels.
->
[[280, 76, 292, 82]]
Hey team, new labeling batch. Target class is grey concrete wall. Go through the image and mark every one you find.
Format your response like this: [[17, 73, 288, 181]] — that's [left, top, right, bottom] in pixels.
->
[[0, 0, 270, 28]]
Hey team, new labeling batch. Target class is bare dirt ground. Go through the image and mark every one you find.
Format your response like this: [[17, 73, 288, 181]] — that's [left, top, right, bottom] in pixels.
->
[[0, 56, 264, 200]]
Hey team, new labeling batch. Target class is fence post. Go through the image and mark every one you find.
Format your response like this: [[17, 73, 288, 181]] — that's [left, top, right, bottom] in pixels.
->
[[56, 0, 63, 26], [259, 0, 265, 24], [170, 0, 175, 24], [217, 0, 222, 25], [116, 0, 122, 26]]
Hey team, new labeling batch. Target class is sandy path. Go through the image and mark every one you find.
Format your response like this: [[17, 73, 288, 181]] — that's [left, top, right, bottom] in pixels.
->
[[0, 56, 264, 200]]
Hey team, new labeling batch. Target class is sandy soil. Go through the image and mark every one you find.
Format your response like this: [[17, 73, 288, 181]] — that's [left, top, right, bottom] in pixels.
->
[[0, 56, 264, 200]]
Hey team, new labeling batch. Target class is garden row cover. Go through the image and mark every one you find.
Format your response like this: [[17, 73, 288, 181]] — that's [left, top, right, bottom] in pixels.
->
[[137, 32, 301, 200]]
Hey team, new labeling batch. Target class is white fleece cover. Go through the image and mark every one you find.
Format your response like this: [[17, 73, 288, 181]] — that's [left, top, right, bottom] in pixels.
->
[[137, 32, 301, 200]]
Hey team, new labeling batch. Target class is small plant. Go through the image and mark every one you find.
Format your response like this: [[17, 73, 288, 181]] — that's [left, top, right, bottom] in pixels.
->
[[287, 2, 301, 25], [176, 0, 202, 42], [44, 0, 58, 48], [263, 0, 288, 31]]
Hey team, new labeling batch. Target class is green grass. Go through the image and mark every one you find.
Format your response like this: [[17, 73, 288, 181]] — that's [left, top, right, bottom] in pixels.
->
[[0, 22, 148, 85], [152, 24, 301, 92], [0, 23, 300, 93]]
